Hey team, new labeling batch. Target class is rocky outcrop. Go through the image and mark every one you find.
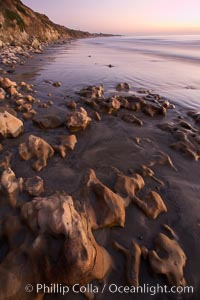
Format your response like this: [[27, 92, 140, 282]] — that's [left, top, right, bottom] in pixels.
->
[[21, 193, 112, 285], [0, 0, 91, 45]]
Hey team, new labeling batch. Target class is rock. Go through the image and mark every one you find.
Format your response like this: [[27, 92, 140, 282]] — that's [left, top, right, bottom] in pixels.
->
[[31, 38, 41, 50], [82, 169, 126, 229], [116, 82, 130, 91], [0, 151, 12, 169], [116, 96, 129, 108], [143, 103, 166, 117], [21, 193, 112, 285], [0, 87, 6, 101], [66, 107, 91, 132], [140, 165, 164, 186], [53, 135, 77, 158], [22, 110, 37, 120], [52, 81, 62, 87], [187, 110, 200, 124], [24, 176, 44, 196], [133, 191, 167, 219], [18, 135, 54, 171], [79, 85, 104, 99], [93, 111, 101, 121], [103, 97, 121, 114], [0, 111, 24, 138], [149, 151, 177, 171], [159, 121, 200, 161], [122, 113, 143, 126], [17, 103, 32, 112], [20, 81, 34, 93], [113, 241, 141, 287], [1, 216, 23, 250], [26, 95, 36, 103], [148, 232, 187, 286], [8, 86, 19, 97], [114, 169, 145, 207], [0, 168, 23, 207], [0, 250, 39, 300], [0, 77, 16, 89], [125, 95, 144, 111], [0, 106, 17, 116], [67, 100, 77, 109], [33, 114, 65, 129]]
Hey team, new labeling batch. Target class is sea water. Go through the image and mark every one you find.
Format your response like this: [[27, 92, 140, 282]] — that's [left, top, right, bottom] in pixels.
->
[[18, 35, 200, 109]]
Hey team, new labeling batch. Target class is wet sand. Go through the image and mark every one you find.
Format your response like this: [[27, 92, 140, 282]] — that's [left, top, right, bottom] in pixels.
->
[[0, 42, 200, 300]]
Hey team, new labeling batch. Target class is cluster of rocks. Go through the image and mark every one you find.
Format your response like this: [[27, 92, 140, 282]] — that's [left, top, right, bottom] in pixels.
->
[[0, 161, 187, 299], [0, 41, 43, 73], [0, 78, 191, 299], [79, 83, 175, 126], [159, 117, 200, 161]]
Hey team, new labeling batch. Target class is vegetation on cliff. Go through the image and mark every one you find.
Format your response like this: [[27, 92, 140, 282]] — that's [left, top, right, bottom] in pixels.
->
[[0, 0, 92, 45]]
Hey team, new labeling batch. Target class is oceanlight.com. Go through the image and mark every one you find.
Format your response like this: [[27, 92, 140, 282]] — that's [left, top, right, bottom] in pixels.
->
[[25, 283, 194, 296]]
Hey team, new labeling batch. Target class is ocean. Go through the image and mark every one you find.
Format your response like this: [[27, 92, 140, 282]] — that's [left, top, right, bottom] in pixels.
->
[[16, 34, 200, 109]]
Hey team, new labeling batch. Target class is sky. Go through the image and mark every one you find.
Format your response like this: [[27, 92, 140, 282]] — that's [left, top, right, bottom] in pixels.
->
[[22, 0, 200, 35]]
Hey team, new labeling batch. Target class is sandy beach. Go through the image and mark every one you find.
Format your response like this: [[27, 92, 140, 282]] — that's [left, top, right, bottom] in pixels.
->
[[0, 37, 200, 300]]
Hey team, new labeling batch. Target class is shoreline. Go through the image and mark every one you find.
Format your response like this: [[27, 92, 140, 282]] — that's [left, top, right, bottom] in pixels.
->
[[0, 40, 200, 300]]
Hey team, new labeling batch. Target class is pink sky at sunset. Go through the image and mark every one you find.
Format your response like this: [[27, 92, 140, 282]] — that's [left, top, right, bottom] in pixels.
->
[[22, 0, 200, 35]]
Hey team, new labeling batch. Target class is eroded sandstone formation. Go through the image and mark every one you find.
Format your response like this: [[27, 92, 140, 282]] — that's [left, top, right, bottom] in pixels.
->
[[113, 241, 141, 287], [0, 168, 23, 207], [114, 169, 167, 219], [159, 119, 200, 160], [79, 85, 104, 99], [24, 176, 44, 196], [133, 191, 167, 219], [18, 135, 54, 171], [81, 169, 126, 229], [66, 107, 91, 132], [21, 193, 112, 285], [114, 169, 145, 207], [0, 111, 24, 138], [53, 135, 77, 158], [148, 231, 187, 286]]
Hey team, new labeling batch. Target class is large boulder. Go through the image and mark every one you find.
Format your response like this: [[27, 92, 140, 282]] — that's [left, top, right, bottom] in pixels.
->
[[0, 111, 24, 138], [21, 193, 112, 285]]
